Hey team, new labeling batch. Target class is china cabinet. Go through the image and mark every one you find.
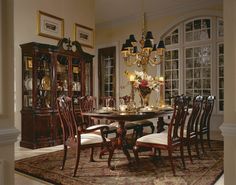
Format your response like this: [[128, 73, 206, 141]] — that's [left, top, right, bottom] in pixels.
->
[[20, 38, 93, 149]]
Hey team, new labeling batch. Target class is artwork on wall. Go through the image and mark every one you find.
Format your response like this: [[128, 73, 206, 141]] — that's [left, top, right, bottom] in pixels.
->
[[37, 10, 64, 40], [74, 23, 94, 48]]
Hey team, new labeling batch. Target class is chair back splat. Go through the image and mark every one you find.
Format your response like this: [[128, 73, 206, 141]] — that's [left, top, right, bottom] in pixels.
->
[[168, 95, 191, 144], [57, 95, 114, 177], [200, 96, 215, 131], [198, 95, 215, 152], [188, 95, 204, 137], [57, 96, 78, 142], [184, 95, 203, 162]]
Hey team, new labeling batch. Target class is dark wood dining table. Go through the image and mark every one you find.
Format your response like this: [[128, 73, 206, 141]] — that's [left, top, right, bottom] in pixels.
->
[[82, 110, 172, 163]]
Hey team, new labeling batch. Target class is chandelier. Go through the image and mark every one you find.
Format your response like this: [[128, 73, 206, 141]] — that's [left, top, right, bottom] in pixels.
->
[[121, 13, 165, 72]]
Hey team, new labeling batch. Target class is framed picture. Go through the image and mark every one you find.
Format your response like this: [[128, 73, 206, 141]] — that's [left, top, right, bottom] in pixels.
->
[[37, 10, 64, 40], [74, 23, 94, 48]]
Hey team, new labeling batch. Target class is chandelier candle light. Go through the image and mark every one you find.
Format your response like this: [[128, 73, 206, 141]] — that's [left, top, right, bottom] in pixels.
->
[[121, 13, 165, 72]]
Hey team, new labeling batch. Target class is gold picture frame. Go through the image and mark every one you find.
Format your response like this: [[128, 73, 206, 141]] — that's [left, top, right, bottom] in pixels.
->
[[37, 10, 64, 40], [74, 23, 94, 48]]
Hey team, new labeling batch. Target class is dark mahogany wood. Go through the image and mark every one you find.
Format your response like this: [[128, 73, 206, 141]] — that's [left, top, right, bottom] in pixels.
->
[[20, 38, 94, 149], [82, 111, 167, 163], [57, 96, 114, 177], [184, 95, 203, 162], [133, 95, 191, 176], [198, 95, 215, 153]]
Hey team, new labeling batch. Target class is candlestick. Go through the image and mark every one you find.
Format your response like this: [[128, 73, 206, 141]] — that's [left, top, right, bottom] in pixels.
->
[[159, 76, 164, 107]]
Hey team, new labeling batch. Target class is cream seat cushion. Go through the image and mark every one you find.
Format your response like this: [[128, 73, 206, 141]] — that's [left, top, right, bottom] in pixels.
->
[[137, 132, 168, 145], [80, 133, 109, 145]]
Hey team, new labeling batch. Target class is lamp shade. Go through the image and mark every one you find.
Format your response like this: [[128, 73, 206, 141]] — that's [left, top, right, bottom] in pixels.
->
[[145, 31, 154, 40], [129, 34, 137, 43], [143, 39, 153, 49], [157, 40, 165, 49], [125, 39, 133, 48]]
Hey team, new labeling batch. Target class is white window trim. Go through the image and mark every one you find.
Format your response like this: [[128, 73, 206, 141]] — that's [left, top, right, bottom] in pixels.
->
[[162, 16, 223, 114]]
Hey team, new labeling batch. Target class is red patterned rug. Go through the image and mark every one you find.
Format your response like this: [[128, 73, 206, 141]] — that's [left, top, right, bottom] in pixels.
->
[[15, 140, 223, 185]]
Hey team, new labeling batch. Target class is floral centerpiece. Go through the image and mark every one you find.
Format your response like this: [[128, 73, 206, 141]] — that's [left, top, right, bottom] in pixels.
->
[[131, 71, 162, 107]]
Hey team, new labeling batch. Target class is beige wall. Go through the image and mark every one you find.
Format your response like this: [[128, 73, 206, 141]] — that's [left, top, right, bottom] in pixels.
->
[[222, 0, 236, 184], [14, 0, 95, 132]]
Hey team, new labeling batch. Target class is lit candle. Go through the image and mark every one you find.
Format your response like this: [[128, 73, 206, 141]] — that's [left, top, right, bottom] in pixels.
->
[[159, 76, 164, 107], [129, 74, 135, 82], [159, 76, 164, 82]]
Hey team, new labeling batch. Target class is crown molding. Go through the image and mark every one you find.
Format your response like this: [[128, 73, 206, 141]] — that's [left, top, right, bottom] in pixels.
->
[[0, 128, 19, 145], [220, 123, 236, 137]]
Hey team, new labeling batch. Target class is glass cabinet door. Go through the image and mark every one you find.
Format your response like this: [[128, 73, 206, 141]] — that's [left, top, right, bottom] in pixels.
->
[[35, 53, 52, 109], [84, 61, 92, 96], [23, 56, 33, 108], [56, 55, 69, 97], [71, 58, 82, 97]]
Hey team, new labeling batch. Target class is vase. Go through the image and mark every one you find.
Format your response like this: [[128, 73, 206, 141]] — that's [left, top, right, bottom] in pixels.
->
[[139, 92, 151, 107]]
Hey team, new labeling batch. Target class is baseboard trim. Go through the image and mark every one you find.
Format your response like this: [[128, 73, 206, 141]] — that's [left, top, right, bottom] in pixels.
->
[[0, 128, 19, 145], [220, 123, 236, 137]]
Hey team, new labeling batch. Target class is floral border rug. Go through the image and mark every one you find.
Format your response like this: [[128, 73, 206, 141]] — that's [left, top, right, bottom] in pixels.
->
[[15, 140, 223, 185]]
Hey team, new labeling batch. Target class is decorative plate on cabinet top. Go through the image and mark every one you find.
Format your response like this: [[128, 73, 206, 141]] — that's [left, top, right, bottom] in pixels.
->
[[41, 75, 51, 90]]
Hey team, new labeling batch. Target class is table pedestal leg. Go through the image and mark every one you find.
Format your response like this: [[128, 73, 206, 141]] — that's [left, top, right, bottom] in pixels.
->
[[117, 121, 131, 162], [157, 117, 165, 133]]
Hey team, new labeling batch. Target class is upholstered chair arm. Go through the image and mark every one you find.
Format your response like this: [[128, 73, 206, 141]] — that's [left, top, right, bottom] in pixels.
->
[[84, 125, 110, 142]]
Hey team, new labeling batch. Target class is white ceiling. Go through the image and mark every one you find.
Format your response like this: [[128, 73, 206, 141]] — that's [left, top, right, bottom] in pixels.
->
[[95, 0, 222, 26]]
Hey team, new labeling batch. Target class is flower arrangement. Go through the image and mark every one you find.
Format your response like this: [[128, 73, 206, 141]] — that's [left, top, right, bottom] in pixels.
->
[[132, 71, 161, 96]]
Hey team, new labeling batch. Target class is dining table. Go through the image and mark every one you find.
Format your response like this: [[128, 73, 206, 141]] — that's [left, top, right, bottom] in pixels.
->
[[82, 108, 173, 163]]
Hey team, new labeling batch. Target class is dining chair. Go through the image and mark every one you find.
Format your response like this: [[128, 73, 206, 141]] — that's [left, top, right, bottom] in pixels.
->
[[183, 95, 203, 162], [57, 95, 114, 177], [198, 95, 215, 153], [133, 95, 191, 176], [78, 96, 117, 159], [78, 96, 117, 136]]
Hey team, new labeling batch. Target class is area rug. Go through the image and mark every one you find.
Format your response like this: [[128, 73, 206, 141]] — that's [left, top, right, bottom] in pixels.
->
[[15, 140, 223, 185]]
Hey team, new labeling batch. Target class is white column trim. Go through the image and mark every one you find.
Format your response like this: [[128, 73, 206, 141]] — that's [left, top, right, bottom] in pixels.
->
[[220, 123, 236, 137], [0, 128, 19, 145]]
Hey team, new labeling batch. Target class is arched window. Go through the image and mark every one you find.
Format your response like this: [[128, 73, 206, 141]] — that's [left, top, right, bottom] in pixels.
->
[[163, 16, 224, 113]]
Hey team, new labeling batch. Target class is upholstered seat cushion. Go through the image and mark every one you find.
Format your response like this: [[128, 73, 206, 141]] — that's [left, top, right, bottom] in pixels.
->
[[81, 133, 108, 145], [162, 125, 188, 138], [137, 132, 168, 145]]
